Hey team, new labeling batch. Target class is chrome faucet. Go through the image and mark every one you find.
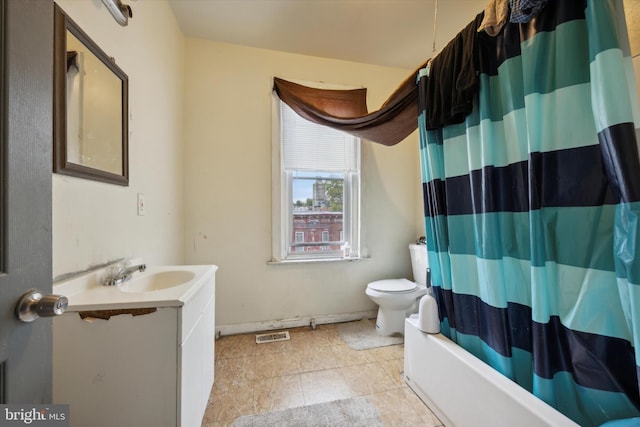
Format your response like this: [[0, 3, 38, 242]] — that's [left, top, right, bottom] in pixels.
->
[[103, 263, 146, 286]]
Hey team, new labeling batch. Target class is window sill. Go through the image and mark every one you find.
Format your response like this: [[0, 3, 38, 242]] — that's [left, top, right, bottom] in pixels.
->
[[268, 256, 370, 265]]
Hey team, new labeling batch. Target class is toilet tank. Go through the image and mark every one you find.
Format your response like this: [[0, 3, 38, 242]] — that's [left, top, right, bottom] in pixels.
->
[[409, 243, 429, 286]]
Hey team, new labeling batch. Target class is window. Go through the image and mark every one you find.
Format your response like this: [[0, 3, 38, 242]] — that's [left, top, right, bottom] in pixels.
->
[[272, 97, 360, 261], [294, 232, 305, 253], [321, 231, 330, 252]]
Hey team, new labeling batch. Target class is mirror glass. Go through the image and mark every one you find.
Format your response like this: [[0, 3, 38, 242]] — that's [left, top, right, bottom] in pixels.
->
[[54, 5, 129, 185]]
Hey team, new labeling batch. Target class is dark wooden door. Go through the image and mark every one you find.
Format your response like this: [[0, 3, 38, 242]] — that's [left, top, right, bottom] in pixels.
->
[[0, 0, 54, 403]]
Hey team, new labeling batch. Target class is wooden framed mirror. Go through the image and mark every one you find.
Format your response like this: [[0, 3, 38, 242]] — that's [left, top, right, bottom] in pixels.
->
[[53, 4, 129, 186]]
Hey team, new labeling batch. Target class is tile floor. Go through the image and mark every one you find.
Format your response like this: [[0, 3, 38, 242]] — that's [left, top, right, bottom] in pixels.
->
[[202, 321, 443, 426]]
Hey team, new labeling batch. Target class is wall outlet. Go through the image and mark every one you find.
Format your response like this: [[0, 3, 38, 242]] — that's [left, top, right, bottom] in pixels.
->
[[137, 193, 146, 216]]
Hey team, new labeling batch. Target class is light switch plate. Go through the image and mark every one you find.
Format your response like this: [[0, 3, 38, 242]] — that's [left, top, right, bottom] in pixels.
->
[[137, 193, 145, 216]]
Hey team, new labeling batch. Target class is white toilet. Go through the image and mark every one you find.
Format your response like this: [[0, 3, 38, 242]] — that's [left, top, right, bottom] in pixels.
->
[[366, 243, 429, 336]]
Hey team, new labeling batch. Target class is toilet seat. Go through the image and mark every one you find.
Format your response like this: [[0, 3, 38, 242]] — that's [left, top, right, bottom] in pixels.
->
[[367, 278, 416, 293]]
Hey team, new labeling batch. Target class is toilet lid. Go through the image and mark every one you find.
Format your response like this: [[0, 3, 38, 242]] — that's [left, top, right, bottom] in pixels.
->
[[368, 278, 416, 293]]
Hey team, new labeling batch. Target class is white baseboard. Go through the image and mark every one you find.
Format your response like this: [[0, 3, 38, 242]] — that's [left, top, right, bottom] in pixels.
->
[[215, 310, 378, 337]]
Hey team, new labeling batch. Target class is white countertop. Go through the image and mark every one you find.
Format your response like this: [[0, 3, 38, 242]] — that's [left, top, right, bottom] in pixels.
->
[[53, 264, 218, 311]]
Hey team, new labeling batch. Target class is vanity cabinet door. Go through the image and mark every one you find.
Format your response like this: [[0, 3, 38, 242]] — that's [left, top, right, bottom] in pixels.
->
[[53, 309, 179, 426], [180, 281, 215, 426]]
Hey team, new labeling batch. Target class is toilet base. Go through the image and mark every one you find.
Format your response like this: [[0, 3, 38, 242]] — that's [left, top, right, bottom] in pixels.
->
[[374, 307, 407, 336]]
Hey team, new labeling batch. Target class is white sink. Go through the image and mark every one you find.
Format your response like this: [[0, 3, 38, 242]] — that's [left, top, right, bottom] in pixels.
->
[[119, 270, 196, 293], [53, 264, 217, 311]]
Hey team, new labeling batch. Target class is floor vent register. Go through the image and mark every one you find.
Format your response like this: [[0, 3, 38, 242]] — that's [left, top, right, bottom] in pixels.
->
[[255, 331, 291, 344]]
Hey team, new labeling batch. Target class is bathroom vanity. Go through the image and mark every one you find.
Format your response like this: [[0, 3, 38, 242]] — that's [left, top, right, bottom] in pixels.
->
[[52, 264, 217, 427]]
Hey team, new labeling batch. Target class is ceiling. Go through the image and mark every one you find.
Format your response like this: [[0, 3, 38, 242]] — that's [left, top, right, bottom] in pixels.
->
[[167, 0, 489, 70]]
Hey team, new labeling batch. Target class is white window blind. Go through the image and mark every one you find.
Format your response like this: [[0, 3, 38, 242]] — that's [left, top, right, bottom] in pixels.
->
[[281, 103, 358, 172]]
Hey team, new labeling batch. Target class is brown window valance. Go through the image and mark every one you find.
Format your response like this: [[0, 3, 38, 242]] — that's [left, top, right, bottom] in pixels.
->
[[273, 61, 427, 147]]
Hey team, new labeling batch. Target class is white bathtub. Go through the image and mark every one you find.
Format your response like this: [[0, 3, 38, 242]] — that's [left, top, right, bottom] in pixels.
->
[[404, 317, 580, 427]]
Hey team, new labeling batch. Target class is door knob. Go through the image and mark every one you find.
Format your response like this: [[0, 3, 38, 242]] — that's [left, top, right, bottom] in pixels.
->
[[15, 290, 68, 323]]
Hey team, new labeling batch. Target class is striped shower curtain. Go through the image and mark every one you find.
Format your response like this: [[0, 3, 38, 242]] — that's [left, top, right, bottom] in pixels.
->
[[418, 1, 640, 425]]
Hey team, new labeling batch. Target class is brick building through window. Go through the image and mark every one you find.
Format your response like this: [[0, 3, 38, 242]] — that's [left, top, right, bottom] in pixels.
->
[[290, 210, 343, 254]]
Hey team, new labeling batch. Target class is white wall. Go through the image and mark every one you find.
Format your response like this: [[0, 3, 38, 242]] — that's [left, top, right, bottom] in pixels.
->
[[52, 0, 185, 278], [183, 39, 425, 329]]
